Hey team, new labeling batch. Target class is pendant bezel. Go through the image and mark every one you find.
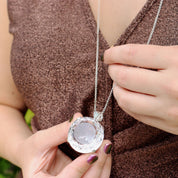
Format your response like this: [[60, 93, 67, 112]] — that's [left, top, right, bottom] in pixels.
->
[[67, 117, 104, 153]]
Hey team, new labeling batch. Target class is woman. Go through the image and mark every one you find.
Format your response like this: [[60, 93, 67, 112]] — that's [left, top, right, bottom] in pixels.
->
[[0, 0, 177, 177]]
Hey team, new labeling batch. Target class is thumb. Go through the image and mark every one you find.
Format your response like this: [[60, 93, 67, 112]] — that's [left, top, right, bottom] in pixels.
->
[[34, 113, 82, 150]]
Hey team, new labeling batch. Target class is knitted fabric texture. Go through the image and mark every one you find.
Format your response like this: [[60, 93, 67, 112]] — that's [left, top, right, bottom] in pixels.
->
[[8, 0, 178, 177]]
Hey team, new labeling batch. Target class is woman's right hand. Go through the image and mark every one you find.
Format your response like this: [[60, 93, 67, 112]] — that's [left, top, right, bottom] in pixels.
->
[[17, 113, 112, 178]]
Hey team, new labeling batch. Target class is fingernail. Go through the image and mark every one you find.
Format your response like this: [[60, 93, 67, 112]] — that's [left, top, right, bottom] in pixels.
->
[[104, 45, 114, 62], [104, 143, 112, 154], [87, 155, 98, 164], [69, 117, 73, 122]]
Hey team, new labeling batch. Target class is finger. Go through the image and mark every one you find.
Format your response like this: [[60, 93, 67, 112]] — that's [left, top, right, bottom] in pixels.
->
[[104, 44, 171, 69], [47, 149, 72, 176], [108, 64, 162, 96], [122, 108, 178, 135], [35, 171, 50, 178], [100, 155, 112, 178], [113, 84, 162, 117], [70, 112, 83, 123], [35, 112, 83, 150], [137, 115, 178, 135], [58, 154, 98, 178], [83, 140, 112, 178]]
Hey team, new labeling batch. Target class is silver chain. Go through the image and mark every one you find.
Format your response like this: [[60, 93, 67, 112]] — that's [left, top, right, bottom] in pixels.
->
[[94, 0, 164, 120], [94, 0, 101, 114]]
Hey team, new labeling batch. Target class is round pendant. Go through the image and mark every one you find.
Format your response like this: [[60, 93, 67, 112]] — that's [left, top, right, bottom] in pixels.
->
[[67, 117, 104, 153]]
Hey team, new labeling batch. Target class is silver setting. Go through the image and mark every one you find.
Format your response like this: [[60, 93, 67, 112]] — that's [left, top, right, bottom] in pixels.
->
[[94, 111, 103, 121], [68, 117, 104, 153]]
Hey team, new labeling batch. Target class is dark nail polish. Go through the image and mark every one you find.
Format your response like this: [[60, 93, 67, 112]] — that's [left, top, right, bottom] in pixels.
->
[[87, 155, 98, 164], [69, 117, 73, 122], [104, 143, 112, 154], [100, 54, 104, 61]]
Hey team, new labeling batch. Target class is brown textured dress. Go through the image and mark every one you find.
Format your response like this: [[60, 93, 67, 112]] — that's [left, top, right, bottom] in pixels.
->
[[8, 0, 178, 177]]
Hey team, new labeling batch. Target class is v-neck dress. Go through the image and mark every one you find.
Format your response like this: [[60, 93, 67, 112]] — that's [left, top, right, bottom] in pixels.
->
[[8, 0, 178, 177]]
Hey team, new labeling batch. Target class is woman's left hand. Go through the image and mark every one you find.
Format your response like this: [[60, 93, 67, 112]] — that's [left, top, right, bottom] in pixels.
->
[[104, 44, 178, 135]]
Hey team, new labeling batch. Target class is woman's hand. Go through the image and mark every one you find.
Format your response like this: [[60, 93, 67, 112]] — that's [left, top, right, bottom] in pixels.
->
[[104, 44, 178, 135], [17, 113, 112, 178]]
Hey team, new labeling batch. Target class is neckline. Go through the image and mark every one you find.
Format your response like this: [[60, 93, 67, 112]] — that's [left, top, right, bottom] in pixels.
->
[[81, 0, 157, 49]]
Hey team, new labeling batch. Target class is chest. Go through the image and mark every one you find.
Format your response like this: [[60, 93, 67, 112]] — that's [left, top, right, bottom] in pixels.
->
[[10, 0, 176, 132], [88, 0, 147, 46]]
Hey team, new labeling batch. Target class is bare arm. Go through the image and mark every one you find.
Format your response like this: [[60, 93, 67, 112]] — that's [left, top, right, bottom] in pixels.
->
[[0, 2, 112, 177], [0, 0, 32, 167]]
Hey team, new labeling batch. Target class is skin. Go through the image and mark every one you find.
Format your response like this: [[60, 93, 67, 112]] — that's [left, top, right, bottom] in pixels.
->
[[90, 0, 178, 135], [0, 0, 177, 177], [89, 0, 147, 46], [0, 1, 111, 177], [18, 113, 112, 178], [104, 44, 178, 135]]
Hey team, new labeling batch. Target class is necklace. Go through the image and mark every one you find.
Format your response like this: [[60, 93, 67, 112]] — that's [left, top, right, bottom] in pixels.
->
[[67, 0, 164, 153]]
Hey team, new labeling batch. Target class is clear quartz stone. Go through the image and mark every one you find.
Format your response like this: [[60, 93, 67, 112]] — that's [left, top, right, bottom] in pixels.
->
[[68, 117, 104, 153], [73, 122, 96, 144]]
